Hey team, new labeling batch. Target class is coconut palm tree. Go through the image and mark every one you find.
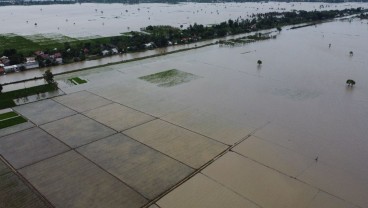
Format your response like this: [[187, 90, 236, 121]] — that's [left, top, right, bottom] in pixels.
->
[[346, 79, 356, 86]]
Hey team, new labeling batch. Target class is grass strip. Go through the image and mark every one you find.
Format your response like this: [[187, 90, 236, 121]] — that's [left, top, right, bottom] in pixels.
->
[[0, 112, 18, 120], [68, 77, 87, 85], [0, 116, 27, 129]]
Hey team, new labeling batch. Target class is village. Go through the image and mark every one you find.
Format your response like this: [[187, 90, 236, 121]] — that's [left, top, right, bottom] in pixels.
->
[[0, 47, 119, 75]]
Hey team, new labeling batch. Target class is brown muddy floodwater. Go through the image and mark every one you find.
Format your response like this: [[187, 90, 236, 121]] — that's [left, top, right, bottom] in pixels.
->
[[0, 3, 368, 207], [51, 17, 368, 207], [1, 2, 367, 85]]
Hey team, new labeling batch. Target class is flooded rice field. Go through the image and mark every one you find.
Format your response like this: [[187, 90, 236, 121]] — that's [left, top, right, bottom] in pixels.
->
[[1, 2, 368, 208], [53, 17, 368, 207]]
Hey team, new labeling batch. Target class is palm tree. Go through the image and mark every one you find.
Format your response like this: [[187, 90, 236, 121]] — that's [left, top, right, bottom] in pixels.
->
[[257, 60, 262, 65], [346, 79, 356, 87], [43, 70, 55, 85]]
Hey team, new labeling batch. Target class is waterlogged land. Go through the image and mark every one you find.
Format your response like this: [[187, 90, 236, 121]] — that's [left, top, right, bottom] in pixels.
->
[[0, 6, 366, 87], [1, 18, 367, 207], [1, 3, 368, 208]]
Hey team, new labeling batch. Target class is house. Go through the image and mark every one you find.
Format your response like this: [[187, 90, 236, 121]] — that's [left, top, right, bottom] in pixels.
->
[[54, 52, 62, 58], [55, 58, 63, 64], [0, 64, 4, 75], [0, 56, 10, 65], [26, 57, 36, 63], [144, 42, 155, 49], [101, 50, 110, 56], [23, 62, 39, 70], [41, 53, 49, 59], [111, 48, 118, 54], [24, 57, 40, 70], [4, 65, 18, 73]]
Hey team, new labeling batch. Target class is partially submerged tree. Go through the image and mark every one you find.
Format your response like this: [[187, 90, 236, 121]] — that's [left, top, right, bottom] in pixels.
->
[[349, 51, 354, 56], [257, 60, 262, 65], [43, 69, 55, 85], [346, 79, 356, 87]]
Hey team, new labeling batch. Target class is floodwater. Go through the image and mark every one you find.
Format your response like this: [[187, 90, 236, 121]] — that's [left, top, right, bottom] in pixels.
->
[[1, 3, 368, 207], [0, 2, 366, 37], [51, 17, 367, 207], [0, 2, 367, 85]]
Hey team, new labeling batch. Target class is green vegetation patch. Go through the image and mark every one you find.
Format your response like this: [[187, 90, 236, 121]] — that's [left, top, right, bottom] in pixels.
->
[[68, 77, 87, 85], [0, 33, 41, 54], [139, 69, 199, 87], [0, 115, 27, 129], [0, 84, 57, 109], [0, 112, 18, 120]]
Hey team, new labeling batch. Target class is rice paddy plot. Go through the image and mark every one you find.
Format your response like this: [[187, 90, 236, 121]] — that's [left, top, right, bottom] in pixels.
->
[[139, 69, 200, 87]]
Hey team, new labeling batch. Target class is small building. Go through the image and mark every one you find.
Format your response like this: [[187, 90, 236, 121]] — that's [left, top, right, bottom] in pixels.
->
[[101, 50, 110, 56], [4, 65, 18, 73], [111, 48, 118, 54], [54, 52, 62, 58], [23, 62, 39, 70], [26, 57, 36, 63], [0, 64, 4, 75], [0, 56, 10, 65], [55, 58, 63, 64], [144, 42, 155, 49]]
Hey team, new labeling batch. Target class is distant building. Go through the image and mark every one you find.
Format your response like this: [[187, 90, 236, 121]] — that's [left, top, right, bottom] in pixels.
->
[[0, 64, 4, 75], [23, 62, 39, 70], [111, 48, 118, 54], [54, 52, 62, 58], [0, 56, 10, 66], [55, 58, 63, 64], [4, 65, 18, 73], [24, 57, 39, 70], [101, 50, 110, 56], [144, 42, 155, 49], [26, 57, 36, 63]]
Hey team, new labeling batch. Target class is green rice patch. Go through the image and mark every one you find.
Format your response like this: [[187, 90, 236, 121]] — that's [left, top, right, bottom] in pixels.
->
[[0, 112, 18, 121], [68, 77, 88, 85], [0, 84, 57, 109], [0, 33, 41, 54], [0, 116, 27, 129], [139, 69, 199, 87]]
